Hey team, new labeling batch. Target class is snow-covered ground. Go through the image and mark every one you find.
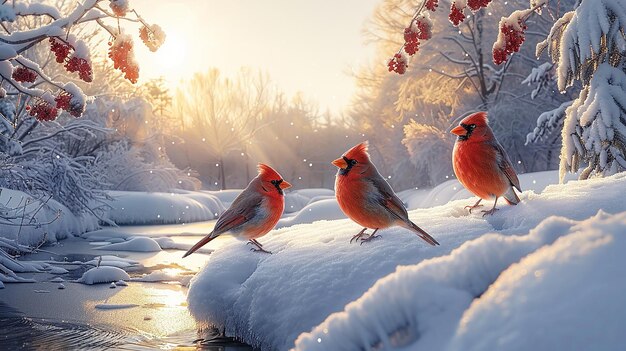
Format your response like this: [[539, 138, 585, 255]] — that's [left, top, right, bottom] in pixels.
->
[[187, 172, 626, 350]]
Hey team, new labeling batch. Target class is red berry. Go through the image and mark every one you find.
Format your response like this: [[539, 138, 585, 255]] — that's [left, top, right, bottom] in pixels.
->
[[415, 18, 432, 40], [139, 25, 165, 52], [12, 67, 37, 83], [449, 3, 465, 26], [425, 0, 438, 11], [55, 91, 84, 117], [493, 20, 527, 65], [109, 0, 129, 17], [467, 0, 492, 11], [108, 37, 140, 83], [65, 56, 93, 82], [29, 101, 59, 121], [49, 37, 72, 63], [387, 53, 408, 74]]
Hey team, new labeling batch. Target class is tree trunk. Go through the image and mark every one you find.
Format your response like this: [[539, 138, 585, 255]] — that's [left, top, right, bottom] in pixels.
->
[[219, 157, 226, 190]]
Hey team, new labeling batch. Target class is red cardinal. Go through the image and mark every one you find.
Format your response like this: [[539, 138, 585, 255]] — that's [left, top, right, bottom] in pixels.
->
[[182, 164, 291, 257], [451, 111, 521, 216], [332, 142, 439, 246]]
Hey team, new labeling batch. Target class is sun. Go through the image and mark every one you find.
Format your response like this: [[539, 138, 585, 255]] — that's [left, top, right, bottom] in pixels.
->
[[135, 29, 189, 86]]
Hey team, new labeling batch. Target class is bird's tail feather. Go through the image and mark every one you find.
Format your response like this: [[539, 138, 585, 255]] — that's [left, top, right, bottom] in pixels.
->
[[183, 231, 216, 258], [503, 186, 520, 205], [407, 221, 440, 246]]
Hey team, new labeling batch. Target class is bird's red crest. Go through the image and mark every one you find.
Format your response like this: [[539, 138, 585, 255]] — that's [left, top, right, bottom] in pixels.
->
[[461, 111, 489, 126], [344, 141, 370, 163], [257, 163, 283, 181]]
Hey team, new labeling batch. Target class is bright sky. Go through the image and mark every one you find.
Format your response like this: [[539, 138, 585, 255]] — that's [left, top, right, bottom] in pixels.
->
[[131, 0, 381, 114]]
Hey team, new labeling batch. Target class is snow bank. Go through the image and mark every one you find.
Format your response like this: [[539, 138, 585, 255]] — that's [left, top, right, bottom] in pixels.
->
[[276, 199, 346, 229], [0, 188, 98, 247], [105, 190, 224, 225], [95, 237, 161, 252], [187, 173, 626, 350], [294, 211, 622, 350], [77, 266, 130, 285]]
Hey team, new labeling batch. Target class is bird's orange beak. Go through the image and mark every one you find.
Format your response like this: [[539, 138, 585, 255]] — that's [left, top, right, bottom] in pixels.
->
[[451, 125, 466, 136], [279, 180, 292, 189], [332, 157, 348, 169]]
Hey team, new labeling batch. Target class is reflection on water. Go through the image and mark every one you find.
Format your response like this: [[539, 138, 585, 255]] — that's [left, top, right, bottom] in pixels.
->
[[0, 301, 253, 350]]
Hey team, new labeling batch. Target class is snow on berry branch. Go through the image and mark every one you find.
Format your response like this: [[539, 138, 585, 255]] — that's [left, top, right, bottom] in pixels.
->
[[0, 0, 165, 121], [388, 0, 549, 74]]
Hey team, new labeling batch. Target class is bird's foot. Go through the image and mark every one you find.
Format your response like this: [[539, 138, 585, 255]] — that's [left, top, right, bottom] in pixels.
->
[[350, 230, 367, 244], [359, 233, 381, 245], [248, 240, 271, 254], [481, 208, 499, 217], [250, 247, 272, 254], [465, 204, 483, 213]]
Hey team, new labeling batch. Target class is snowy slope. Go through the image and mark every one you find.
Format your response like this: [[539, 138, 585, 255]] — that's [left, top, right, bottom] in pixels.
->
[[104, 190, 224, 225], [295, 211, 626, 351], [187, 173, 626, 350]]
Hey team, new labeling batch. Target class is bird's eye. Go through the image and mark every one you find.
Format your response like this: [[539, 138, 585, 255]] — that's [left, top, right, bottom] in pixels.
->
[[270, 180, 277, 185], [469, 124, 476, 129], [351, 159, 358, 165]]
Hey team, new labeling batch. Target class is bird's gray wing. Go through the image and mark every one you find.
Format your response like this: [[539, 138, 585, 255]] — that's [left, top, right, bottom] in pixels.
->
[[493, 141, 521, 191], [213, 190, 262, 235]]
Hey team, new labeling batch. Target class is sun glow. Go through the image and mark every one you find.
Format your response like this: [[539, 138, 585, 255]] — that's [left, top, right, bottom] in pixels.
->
[[134, 29, 189, 88]]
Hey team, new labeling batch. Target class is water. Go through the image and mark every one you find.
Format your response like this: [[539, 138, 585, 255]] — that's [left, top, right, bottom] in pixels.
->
[[0, 303, 252, 350], [0, 223, 255, 351]]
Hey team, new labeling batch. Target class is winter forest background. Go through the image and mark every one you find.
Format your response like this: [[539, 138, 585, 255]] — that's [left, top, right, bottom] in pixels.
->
[[0, 0, 625, 349], [0, 0, 601, 202]]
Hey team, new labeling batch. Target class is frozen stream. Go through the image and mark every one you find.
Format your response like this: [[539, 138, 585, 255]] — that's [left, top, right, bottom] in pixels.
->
[[0, 220, 254, 350]]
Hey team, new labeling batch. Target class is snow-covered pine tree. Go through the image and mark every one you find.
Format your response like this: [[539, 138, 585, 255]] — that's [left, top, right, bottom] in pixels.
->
[[541, 0, 626, 180]]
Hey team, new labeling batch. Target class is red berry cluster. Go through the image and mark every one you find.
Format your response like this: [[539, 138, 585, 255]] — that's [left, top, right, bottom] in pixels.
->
[[28, 101, 58, 122], [12, 67, 37, 83], [49, 37, 72, 63], [449, 3, 465, 26], [139, 25, 164, 52], [467, 0, 492, 11], [404, 27, 420, 55], [388, 53, 408, 74], [108, 39, 139, 83], [65, 56, 93, 82], [425, 0, 438, 11], [109, 0, 128, 17], [55, 91, 83, 117], [493, 21, 527, 65], [403, 17, 432, 56]]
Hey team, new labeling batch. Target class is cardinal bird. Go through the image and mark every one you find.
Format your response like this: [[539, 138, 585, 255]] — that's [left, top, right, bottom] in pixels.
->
[[451, 111, 521, 216], [182, 164, 291, 257], [332, 142, 439, 246]]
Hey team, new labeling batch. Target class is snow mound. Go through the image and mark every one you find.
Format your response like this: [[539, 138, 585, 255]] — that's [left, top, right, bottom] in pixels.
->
[[284, 189, 335, 213], [84, 255, 140, 269], [105, 190, 225, 225], [95, 237, 161, 252], [77, 266, 130, 285], [276, 199, 346, 229], [446, 211, 626, 351], [202, 189, 242, 207], [188, 173, 626, 350]]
